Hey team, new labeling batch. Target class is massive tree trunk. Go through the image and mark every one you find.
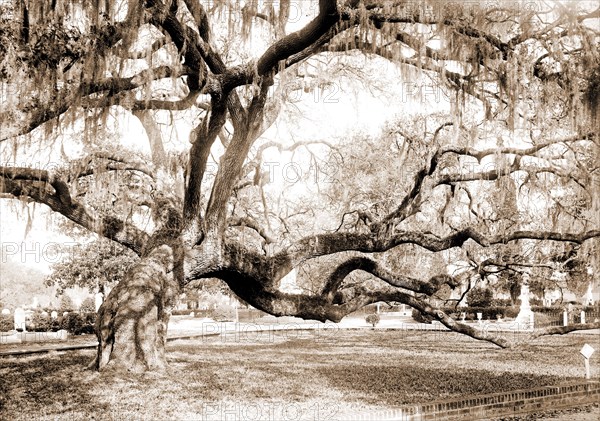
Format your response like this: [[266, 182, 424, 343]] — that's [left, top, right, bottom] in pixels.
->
[[94, 244, 181, 372]]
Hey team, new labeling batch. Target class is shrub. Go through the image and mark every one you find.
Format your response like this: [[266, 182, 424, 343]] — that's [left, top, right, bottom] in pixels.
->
[[411, 308, 433, 324], [365, 313, 380, 328], [468, 306, 517, 320], [0, 314, 13, 332], [27, 313, 59, 332], [503, 307, 520, 319], [533, 312, 560, 328], [491, 298, 513, 307], [208, 305, 236, 322], [441, 306, 519, 321], [60, 312, 96, 335], [466, 287, 493, 307], [530, 297, 543, 307]]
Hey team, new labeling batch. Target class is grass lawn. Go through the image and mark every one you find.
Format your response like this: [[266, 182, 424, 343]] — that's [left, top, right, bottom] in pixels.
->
[[1, 329, 598, 420]]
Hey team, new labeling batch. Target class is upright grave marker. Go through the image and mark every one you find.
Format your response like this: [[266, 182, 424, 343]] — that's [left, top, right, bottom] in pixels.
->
[[580, 344, 595, 380], [13, 307, 25, 331]]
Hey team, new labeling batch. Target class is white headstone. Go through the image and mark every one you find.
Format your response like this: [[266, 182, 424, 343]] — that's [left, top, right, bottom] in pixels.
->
[[515, 273, 534, 330], [51, 311, 58, 319], [585, 283, 594, 306], [13, 307, 26, 331], [94, 292, 104, 312], [1, 309, 10, 315]]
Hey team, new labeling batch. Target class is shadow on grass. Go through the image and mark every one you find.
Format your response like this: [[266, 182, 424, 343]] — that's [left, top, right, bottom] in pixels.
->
[[318, 364, 574, 407], [0, 352, 110, 419]]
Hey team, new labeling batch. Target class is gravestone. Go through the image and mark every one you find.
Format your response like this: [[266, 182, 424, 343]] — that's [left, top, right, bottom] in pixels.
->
[[515, 273, 534, 330], [94, 292, 104, 312], [51, 311, 58, 319], [13, 307, 26, 331], [584, 282, 594, 306], [1, 309, 10, 315]]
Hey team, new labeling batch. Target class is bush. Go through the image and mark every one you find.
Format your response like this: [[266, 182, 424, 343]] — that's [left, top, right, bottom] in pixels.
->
[[533, 312, 560, 327], [466, 287, 493, 307], [491, 298, 513, 307], [27, 313, 60, 332], [440, 306, 519, 321], [530, 297, 543, 307], [412, 309, 434, 324], [0, 314, 13, 332], [365, 313, 380, 328], [208, 305, 236, 322], [503, 307, 520, 319], [60, 312, 96, 335], [466, 306, 519, 320]]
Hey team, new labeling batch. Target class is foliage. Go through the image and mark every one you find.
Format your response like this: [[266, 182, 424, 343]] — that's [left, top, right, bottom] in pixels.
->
[[46, 239, 138, 295], [532, 312, 561, 328], [0, 314, 13, 331], [456, 307, 520, 321], [59, 295, 76, 312], [79, 297, 96, 313], [60, 312, 96, 335], [208, 305, 236, 322], [27, 312, 61, 332], [491, 298, 513, 307], [466, 287, 494, 308], [365, 313, 380, 328], [412, 309, 434, 324]]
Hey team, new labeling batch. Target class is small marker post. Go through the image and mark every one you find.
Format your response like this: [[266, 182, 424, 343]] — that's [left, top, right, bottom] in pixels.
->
[[580, 344, 595, 380]]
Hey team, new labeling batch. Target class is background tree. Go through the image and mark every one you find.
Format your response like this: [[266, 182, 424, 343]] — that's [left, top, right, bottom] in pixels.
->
[[466, 287, 493, 308], [79, 297, 96, 313], [0, 0, 599, 372], [58, 294, 75, 312], [45, 237, 138, 296]]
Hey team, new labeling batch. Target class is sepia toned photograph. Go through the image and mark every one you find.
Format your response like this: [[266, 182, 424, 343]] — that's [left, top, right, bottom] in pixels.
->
[[0, 1, 598, 420]]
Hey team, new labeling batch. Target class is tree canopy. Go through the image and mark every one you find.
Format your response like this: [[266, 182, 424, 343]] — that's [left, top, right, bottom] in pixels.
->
[[0, 0, 599, 370]]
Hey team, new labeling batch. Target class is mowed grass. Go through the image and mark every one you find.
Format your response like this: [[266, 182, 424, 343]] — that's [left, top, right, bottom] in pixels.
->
[[1, 329, 598, 420]]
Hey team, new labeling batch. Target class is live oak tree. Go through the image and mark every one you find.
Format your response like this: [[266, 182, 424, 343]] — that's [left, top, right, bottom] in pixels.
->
[[1, 0, 599, 372]]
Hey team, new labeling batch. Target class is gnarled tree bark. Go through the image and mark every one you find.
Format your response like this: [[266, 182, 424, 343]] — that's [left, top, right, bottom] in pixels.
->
[[95, 244, 180, 372]]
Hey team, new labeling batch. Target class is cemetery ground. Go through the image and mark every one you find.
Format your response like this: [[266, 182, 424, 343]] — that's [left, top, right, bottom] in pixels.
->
[[0, 329, 599, 420]]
